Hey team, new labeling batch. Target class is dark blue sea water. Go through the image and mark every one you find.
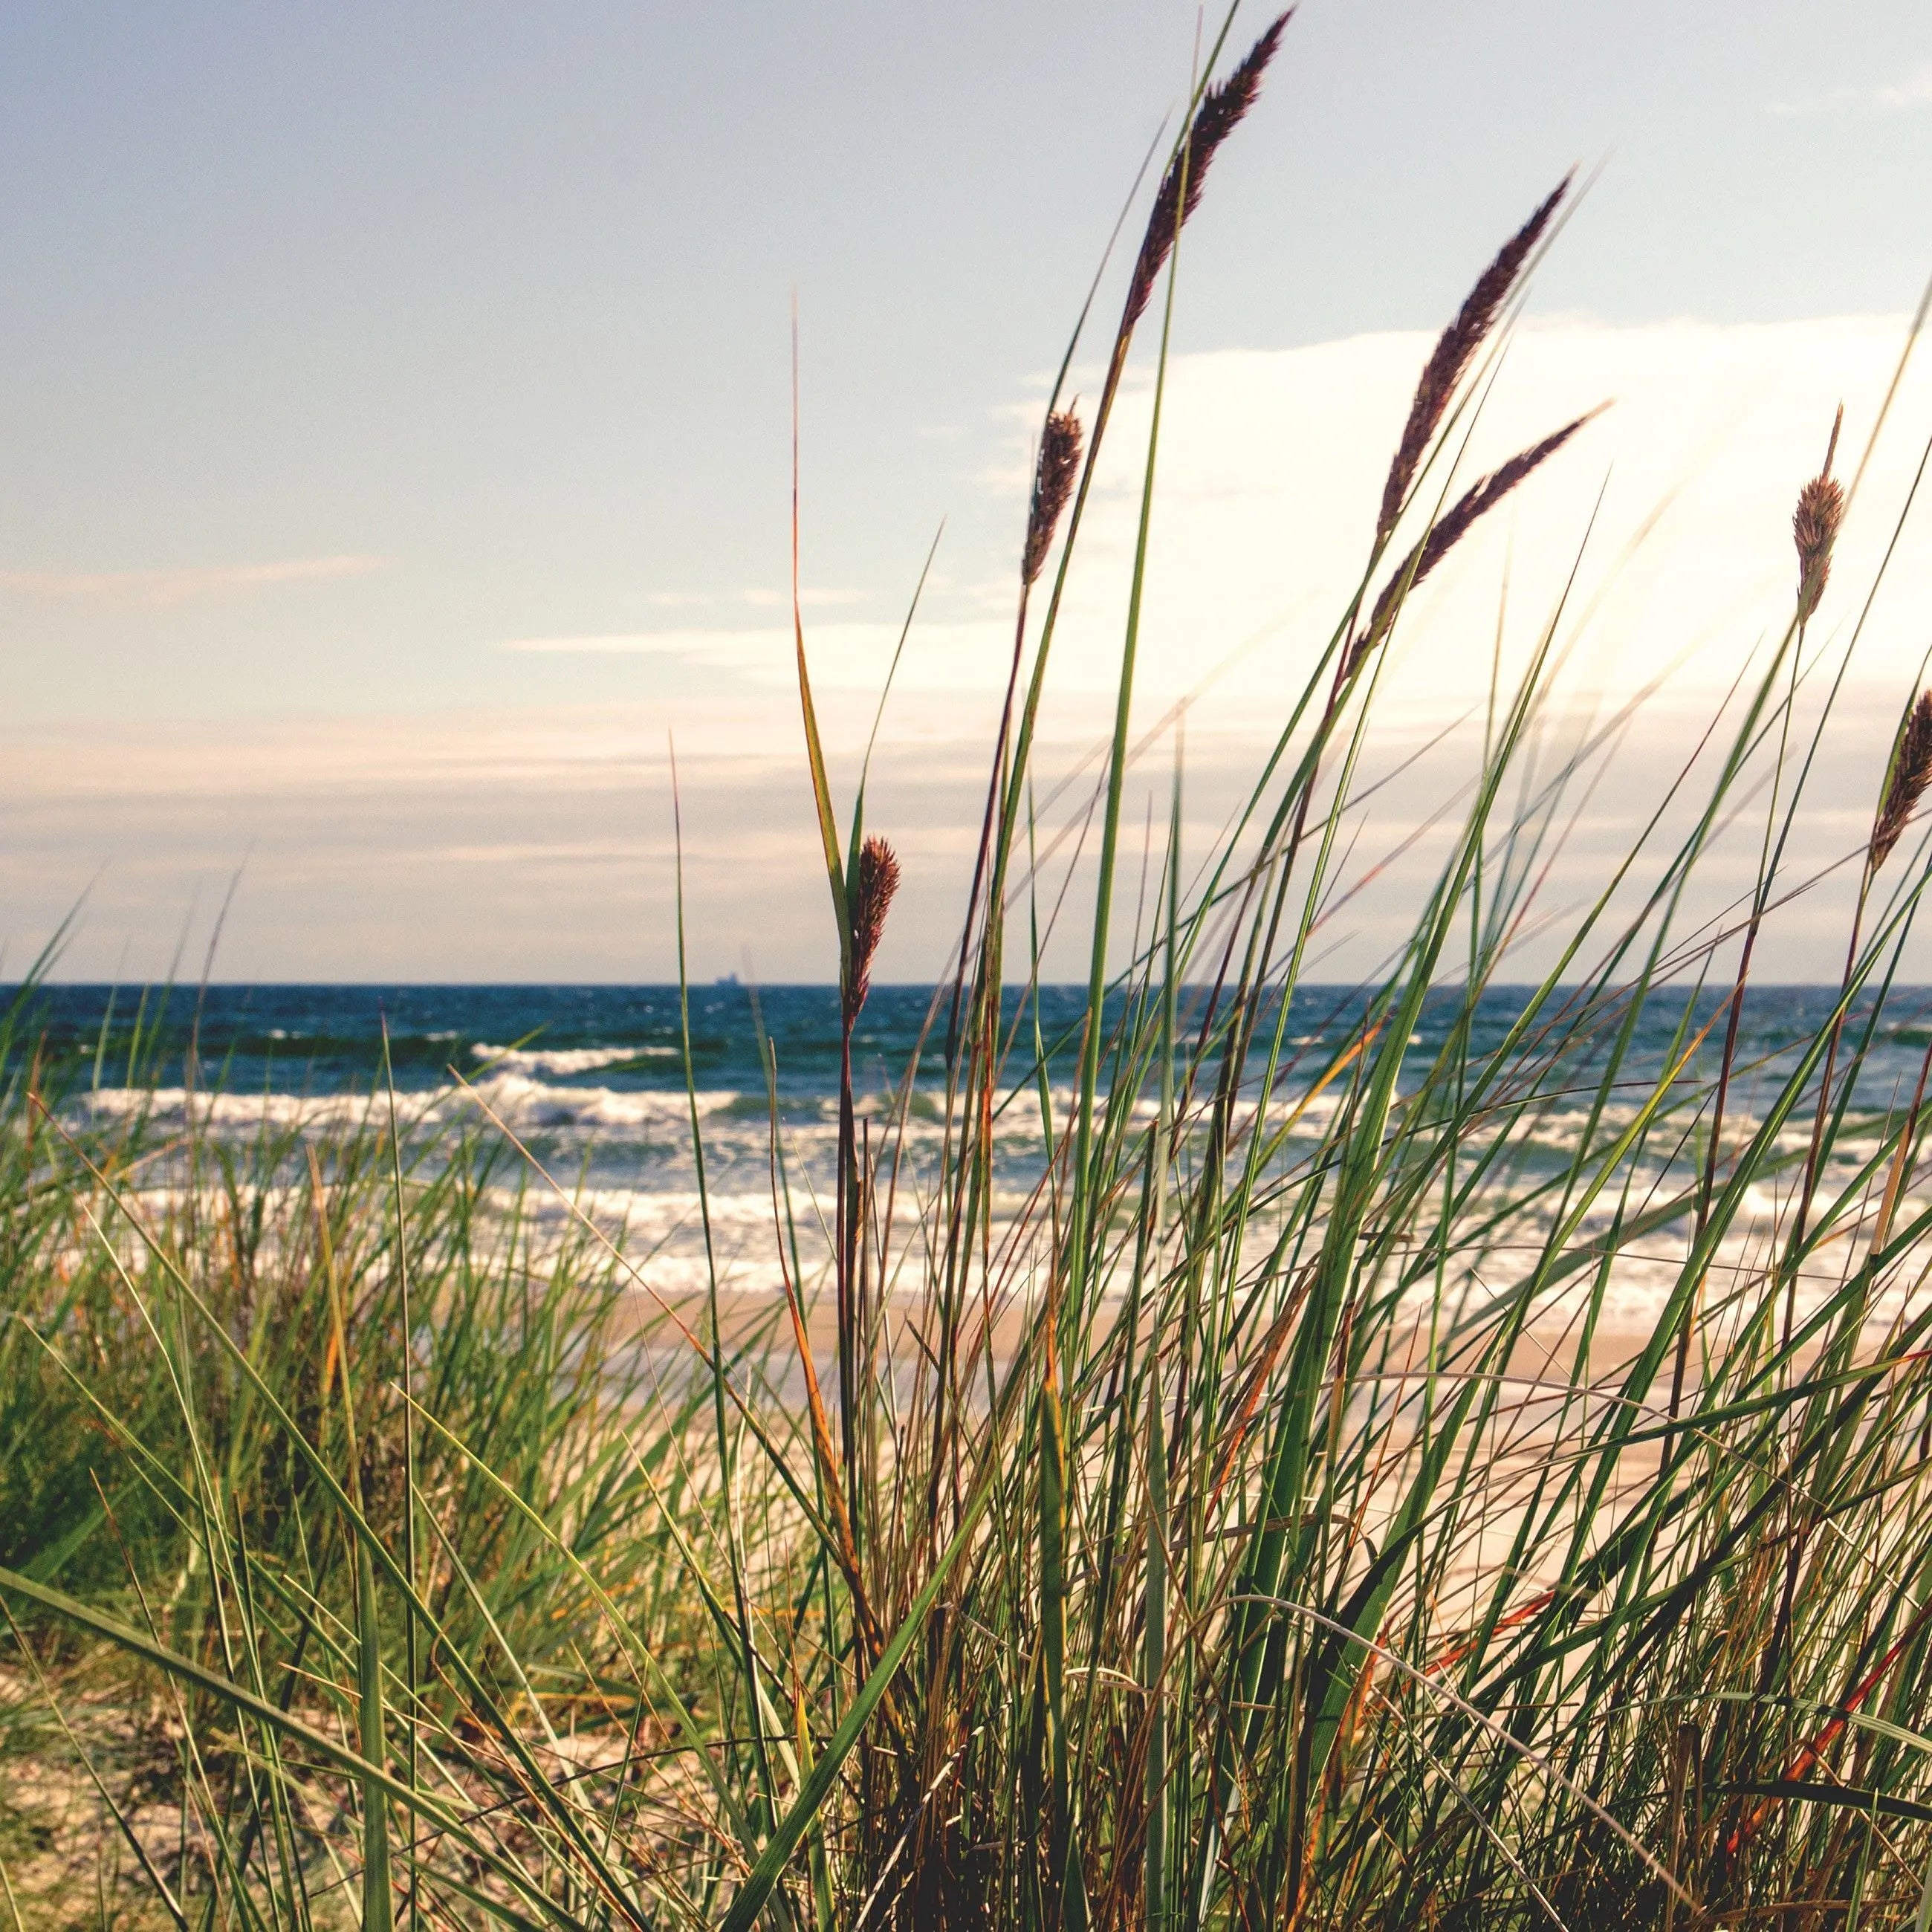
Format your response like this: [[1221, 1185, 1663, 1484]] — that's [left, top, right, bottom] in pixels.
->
[[16, 982, 1931, 1316], [10, 981, 1932, 1109]]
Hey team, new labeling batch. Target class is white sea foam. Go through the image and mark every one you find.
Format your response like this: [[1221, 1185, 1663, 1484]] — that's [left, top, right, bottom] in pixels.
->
[[49, 1127, 1928, 1340], [71, 1079, 1780, 1181], [82, 1086, 389, 1132], [73, 1050, 1914, 1341], [497, 1184, 787, 1236], [472, 1043, 677, 1076], [467, 1072, 703, 1130], [78, 1076, 739, 1137]]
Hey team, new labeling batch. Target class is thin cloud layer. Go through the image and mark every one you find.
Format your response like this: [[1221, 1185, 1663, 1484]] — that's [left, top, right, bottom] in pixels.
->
[[1051, 314, 1930, 715], [1768, 65, 1932, 117], [0, 554, 386, 608], [514, 315, 1930, 722], [9, 314, 1932, 980]]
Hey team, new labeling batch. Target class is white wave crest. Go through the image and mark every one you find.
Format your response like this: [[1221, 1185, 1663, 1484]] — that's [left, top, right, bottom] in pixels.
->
[[471, 1043, 677, 1076], [79, 1076, 742, 1137]]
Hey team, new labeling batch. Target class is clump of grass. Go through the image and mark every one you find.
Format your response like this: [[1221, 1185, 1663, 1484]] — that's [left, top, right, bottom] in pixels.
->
[[0, 1036, 752, 1922], [11, 7, 1932, 1930]]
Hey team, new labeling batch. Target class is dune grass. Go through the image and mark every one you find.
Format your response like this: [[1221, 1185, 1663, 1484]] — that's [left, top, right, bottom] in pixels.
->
[[11, 6, 1932, 1926]]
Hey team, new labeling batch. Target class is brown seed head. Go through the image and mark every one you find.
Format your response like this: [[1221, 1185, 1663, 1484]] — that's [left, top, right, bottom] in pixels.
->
[[1022, 409, 1084, 586], [847, 835, 901, 1017], [1350, 402, 1607, 669], [1376, 176, 1572, 542], [1871, 691, 1932, 872], [1794, 404, 1846, 623], [1121, 13, 1291, 335]]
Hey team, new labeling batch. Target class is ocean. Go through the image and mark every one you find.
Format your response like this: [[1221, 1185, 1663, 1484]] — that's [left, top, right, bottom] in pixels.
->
[[19, 979, 1932, 1114], [16, 980, 1932, 1320]]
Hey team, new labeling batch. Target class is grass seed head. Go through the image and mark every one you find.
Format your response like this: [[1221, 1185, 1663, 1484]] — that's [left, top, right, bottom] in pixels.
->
[[1121, 13, 1291, 335], [848, 834, 901, 1017], [1022, 408, 1084, 586], [1376, 175, 1572, 542], [1352, 402, 1607, 668], [1871, 690, 1932, 872], [1794, 404, 1846, 623]]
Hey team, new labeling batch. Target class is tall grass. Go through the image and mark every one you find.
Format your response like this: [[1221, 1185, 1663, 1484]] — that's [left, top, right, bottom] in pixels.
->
[[10, 7, 1932, 1926]]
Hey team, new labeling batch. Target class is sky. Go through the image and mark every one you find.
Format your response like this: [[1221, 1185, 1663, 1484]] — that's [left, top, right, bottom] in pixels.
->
[[3, 1, 1931, 981]]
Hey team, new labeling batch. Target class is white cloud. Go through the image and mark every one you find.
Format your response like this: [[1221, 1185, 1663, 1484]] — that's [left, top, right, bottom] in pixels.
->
[[506, 630, 738, 653], [513, 315, 1932, 724], [737, 586, 871, 609], [503, 620, 1014, 688], [643, 586, 870, 609], [1768, 64, 1932, 117], [1027, 314, 1932, 715]]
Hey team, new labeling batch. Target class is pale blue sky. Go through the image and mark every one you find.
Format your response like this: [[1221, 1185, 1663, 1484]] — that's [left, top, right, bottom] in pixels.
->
[[2, 2, 1929, 976], [4, 1, 1928, 720]]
